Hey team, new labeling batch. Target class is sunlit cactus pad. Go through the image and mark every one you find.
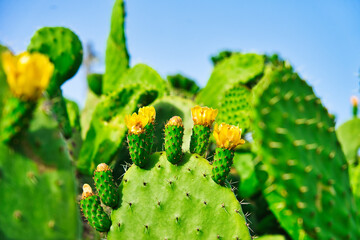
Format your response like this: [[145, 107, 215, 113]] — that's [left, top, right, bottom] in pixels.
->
[[107, 152, 251, 240]]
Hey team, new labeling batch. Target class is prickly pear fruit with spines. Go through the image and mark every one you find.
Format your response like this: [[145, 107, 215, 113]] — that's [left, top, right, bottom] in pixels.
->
[[125, 106, 156, 167], [94, 163, 119, 208], [165, 116, 184, 164], [190, 106, 218, 156], [211, 123, 245, 185], [80, 184, 111, 232], [252, 66, 360, 239], [351, 96, 358, 118]]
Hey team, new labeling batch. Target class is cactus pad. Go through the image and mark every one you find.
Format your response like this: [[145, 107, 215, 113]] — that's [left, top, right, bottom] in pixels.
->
[[87, 73, 103, 96], [252, 66, 360, 239], [28, 27, 83, 92], [107, 152, 251, 240]]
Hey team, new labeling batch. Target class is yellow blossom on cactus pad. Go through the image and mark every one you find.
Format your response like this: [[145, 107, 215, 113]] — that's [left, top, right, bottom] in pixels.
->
[[166, 116, 183, 127], [351, 96, 358, 107], [191, 106, 218, 127], [213, 123, 245, 150], [138, 106, 156, 123], [81, 184, 94, 199], [124, 112, 149, 135], [1, 51, 54, 100]]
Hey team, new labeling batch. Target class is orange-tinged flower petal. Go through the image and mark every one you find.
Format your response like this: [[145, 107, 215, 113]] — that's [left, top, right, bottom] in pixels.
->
[[191, 106, 218, 127], [213, 123, 245, 150], [124, 111, 150, 135], [351, 96, 358, 107], [138, 106, 156, 123]]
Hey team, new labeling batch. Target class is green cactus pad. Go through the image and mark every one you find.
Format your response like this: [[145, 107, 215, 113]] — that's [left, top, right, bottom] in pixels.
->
[[128, 132, 148, 168], [51, 89, 72, 139], [151, 96, 195, 152], [0, 44, 10, 115], [80, 91, 101, 138], [0, 101, 81, 239], [94, 166, 119, 208], [1, 97, 36, 144], [87, 73, 103, 96], [103, 0, 129, 94], [337, 118, 360, 166], [77, 84, 158, 174], [190, 125, 211, 156], [252, 66, 360, 239], [80, 194, 111, 232], [167, 74, 200, 95], [165, 124, 184, 164], [212, 148, 235, 185], [196, 53, 264, 109], [217, 84, 251, 131], [28, 27, 83, 94], [107, 152, 251, 240]]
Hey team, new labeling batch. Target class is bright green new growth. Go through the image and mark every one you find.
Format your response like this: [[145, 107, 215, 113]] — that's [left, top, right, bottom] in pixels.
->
[[217, 84, 251, 130], [80, 189, 111, 232], [252, 66, 360, 239], [165, 117, 184, 164], [212, 148, 234, 185], [128, 132, 148, 167], [190, 125, 211, 156], [1, 97, 35, 144], [107, 153, 251, 240], [87, 73, 103, 96], [94, 164, 119, 208]]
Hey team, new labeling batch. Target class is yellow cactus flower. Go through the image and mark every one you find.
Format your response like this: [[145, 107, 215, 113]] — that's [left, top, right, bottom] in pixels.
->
[[125, 112, 149, 135], [81, 184, 94, 199], [1, 51, 54, 100], [166, 116, 183, 127], [213, 123, 245, 150], [138, 106, 156, 124], [191, 106, 218, 127], [351, 96, 358, 107]]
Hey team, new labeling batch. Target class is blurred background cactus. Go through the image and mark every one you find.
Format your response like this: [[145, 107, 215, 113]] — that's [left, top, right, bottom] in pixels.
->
[[1, 0, 359, 239]]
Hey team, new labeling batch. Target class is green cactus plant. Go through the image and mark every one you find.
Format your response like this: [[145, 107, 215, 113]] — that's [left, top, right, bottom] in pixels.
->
[[252, 65, 360, 239], [80, 107, 252, 239], [87, 73, 103, 96]]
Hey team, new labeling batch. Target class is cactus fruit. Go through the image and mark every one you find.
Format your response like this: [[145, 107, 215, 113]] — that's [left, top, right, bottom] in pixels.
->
[[190, 106, 218, 156], [94, 163, 119, 208], [80, 184, 111, 232], [103, 0, 129, 93], [125, 107, 156, 167], [351, 96, 358, 117], [1, 51, 54, 144], [252, 66, 360, 239], [212, 123, 245, 185], [165, 116, 184, 164]]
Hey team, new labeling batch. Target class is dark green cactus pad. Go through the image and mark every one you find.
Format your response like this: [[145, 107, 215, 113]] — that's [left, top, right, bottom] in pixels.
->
[[0, 44, 10, 115], [196, 53, 264, 109], [152, 96, 195, 152], [80, 91, 101, 139], [94, 167, 119, 208], [77, 84, 158, 174], [1, 97, 36, 144], [212, 148, 234, 185], [103, 0, 129, 94], [128, 132, 148, 168], [87, 73, 103, 96], [252, 66, 360, 239], [190, 125, 211, 156], [28, 27, 83, 94], [80, 195, 111, 232], [107, 153, 251, 240], [50, 89, 72, 139], [217, 84, 251, 131], [0, 101, 81, 239], [165, 124, 184, 164], [167, 73, 200, 95]]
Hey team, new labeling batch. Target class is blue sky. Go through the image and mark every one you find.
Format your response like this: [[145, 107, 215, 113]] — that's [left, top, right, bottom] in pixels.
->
[[1, 0, 359, 125]]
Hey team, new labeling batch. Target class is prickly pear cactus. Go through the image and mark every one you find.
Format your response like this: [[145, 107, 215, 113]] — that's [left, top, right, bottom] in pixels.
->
[[252, 66, 360, 239], [80, 107, 251, 239]]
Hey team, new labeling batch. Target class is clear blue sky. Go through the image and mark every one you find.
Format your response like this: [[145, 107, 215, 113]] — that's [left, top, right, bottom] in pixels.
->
[[1, 0, 359, 125]]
